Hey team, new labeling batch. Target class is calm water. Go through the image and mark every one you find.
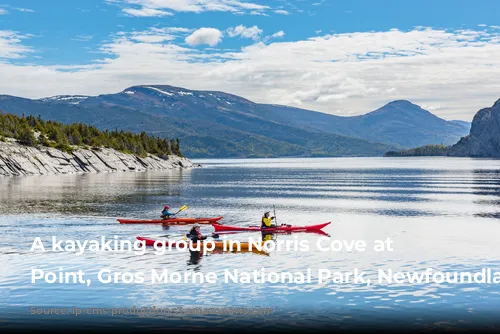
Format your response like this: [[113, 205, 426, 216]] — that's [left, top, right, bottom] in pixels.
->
[[2, 157, 500, 331]]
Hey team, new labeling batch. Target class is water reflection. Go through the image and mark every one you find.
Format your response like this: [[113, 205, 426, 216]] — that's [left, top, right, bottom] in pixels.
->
[[0, 170, 192, 216], [3, 157, 500, 330], [188, 251, 203, 265], [470, 168, 500, 219]]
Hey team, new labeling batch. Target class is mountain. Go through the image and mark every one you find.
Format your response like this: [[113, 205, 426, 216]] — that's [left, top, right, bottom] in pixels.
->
[[0, 86, 395, 158], [448, 99, 500, 157], [450, 120, 471, 128], [0, 85, 469, 158], [261, 100, 470, 148]]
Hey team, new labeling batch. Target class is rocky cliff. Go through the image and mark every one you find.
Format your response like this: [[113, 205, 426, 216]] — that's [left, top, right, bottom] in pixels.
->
[[448, 99, 500, 157], [0, 139, 195, 177]]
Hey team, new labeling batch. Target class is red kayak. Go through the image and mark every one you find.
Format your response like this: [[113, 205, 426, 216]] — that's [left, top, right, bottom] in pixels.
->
[[137, 236, 177, 247], [118, 216, 223, 225], [212, 222, 331, 233]]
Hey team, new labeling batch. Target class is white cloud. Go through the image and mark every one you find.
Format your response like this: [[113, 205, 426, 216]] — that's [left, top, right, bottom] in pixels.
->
[[166, 27, 193, 33], [15, 7, 34, 12], [0, 5, 34, 14], [2, 27, 500, 121], [125, 27, 191, 43], [130, 34, 174, 43], [108, 0, 269, 15], [248, 10, 268, 16], [72, 35, 94, 42], [262, 30, 285, 43], [122, 7, 173, 16], [0, 30, 33, 59], [227, 25, 262, 40], [271, 30, 285, 39], [275, 9, 289, 15], [185, 27, 223, 46]]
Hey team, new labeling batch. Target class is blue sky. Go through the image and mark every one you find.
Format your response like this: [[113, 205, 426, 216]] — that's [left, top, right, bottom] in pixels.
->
[[1, 0, 500, 120]]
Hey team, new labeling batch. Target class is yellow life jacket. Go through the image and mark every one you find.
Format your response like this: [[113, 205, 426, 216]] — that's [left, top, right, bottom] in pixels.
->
[[262, 216, 273, 227]]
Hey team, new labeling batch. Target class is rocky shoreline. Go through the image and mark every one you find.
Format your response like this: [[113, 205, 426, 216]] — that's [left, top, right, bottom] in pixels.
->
[[448, 99, 500, 157], [0, 139, 196, 177]]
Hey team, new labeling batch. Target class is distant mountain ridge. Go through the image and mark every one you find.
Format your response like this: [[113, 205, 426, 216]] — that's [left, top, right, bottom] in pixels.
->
[[260, 100, 470, 148], [382, 98, 500, 158], [0, 85, 470, 158]]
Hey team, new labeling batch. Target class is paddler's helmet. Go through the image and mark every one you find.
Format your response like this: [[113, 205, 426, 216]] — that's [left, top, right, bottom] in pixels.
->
[[193, 223, 200, 228], [164, 205, 170, 209], [264, 211, 270, 217]]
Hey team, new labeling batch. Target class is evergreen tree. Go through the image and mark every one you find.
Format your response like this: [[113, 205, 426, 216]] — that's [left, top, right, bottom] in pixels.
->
[[69, 127, 82, 145], [17, 125, 37, 146], [0, 111, 183, 157], [175, 138, 182, 157]]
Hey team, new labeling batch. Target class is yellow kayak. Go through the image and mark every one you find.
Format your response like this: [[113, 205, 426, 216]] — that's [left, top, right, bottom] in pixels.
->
[[137, 236, 268, 255]]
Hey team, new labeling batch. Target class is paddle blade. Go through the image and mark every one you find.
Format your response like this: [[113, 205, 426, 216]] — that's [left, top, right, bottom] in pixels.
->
[[173, 205, 188, 216]]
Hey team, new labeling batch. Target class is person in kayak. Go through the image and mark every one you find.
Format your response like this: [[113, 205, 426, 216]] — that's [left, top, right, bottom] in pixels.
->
[[161, 205, 175, 220], [261, 211, 276, 229], [188, 224, 208, 242]]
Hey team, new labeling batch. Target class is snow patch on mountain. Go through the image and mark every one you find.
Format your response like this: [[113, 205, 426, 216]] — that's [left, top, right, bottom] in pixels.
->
[[41, 95, 88, 102], [145, 86, 174, 96]]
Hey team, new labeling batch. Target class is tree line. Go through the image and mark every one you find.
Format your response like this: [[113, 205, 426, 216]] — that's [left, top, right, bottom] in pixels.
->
[[384, 144, 449, 157], [0, 112, 182, 157]]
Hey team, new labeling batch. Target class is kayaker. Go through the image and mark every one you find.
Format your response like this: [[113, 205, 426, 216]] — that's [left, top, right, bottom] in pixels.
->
[[188, 224, 208, 242], [261, 211, 276, 229], [161, 205, 175, 220]]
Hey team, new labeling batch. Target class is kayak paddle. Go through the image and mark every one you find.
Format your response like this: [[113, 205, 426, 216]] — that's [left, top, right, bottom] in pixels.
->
[[184, 233, 220, 240], [159, 233, 220, 239], [172, 205, 188, 216]]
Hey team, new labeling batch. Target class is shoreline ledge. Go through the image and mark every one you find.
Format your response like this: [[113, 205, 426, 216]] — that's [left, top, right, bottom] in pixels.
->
[[0, 139, 197, 177]]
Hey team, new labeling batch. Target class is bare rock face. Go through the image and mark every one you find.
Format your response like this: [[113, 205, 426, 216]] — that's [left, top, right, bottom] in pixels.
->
[[448, 99, 500, 157], [0, 140, 194, 177]]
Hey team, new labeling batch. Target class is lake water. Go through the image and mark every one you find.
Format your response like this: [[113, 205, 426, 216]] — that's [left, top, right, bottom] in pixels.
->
[[2, 157, 500, 332]]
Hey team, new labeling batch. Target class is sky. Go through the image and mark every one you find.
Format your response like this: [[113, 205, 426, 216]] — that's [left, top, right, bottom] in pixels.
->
[[1, 0, 500, 121]]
